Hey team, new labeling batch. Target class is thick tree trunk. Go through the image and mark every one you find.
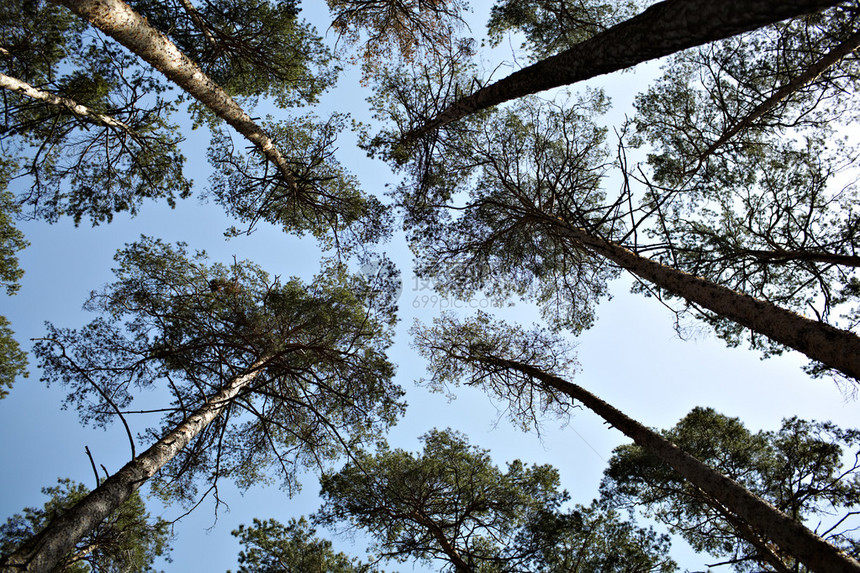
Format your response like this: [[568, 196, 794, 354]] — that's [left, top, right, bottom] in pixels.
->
[[480, 356, 860, 573], [555, 223, 860, 381], [0, 360, 266, 573], [413, 0, 843, 136], [49, 0, 297, 190]]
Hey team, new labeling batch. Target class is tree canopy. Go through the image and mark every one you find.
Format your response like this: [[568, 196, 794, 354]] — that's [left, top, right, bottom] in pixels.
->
[[36, 237, 404, 500], [0, 237, 404, 572], [0, 0, 190, 225], [3, 0, 860, 572], [601, 407, 860, 572], [230, 517, 373, 573], [318, 428, 676, 572], [0, 159, 28, 396]]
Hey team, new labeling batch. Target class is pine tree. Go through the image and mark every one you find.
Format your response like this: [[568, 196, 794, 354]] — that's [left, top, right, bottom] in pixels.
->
[[0, 238, 403, 573]]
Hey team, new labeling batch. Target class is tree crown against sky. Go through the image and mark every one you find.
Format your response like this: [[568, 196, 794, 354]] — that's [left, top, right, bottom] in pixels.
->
[[34, 236, 404, 502], [0, 0, 190, 226], [322, 0, 471, 81], [600, 407, 860, 572], [0, 0, 388, 250], [316, 428, 676, 573], [0, 159, 28, 396], [626, 4, 860, 373], [486, 0, 642, 61], [413, 311, 860, 572], [2, 0, 860, 571], [360, 0, 860, 384], [230, 517, 375, 573], [128, 0, 339, 108]]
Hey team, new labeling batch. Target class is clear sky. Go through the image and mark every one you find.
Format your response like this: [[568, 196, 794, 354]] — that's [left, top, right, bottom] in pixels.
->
[[1, 2, 858, 572]]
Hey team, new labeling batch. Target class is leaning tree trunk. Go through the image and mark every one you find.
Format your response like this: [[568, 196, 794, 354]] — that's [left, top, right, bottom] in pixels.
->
[[478, 355, 860, 573], [48, 0, 298, 190], [0, 360, 266, 573], [553, 222, 860, 382], [0, 72, 140, 138], [412, 0, 843, 137]]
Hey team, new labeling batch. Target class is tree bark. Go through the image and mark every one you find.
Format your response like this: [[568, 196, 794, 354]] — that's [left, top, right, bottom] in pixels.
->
[[48, 0, 297, 190], [478, 355, 860, 573], [552, 222, 860, 381], [411, 511, 474, 573], [0, 72, 139, 138], [0, 360, 266, 573], [412, 0, 844, 136]]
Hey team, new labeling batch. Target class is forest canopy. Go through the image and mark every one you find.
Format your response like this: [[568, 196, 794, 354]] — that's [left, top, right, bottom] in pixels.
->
[[1, 0, 859, 572]]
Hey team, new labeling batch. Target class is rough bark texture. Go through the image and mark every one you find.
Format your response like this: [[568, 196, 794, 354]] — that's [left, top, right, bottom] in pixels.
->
[[414, 0, 844, 135], [0, 361, 265, 573], [558, 224, 860, 381], [483, 356, 860, 573], [49, 0, 297, 190]]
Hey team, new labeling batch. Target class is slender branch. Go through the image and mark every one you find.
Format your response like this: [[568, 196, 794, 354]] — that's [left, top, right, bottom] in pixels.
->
[[0, 72, 140, 139], [33, 337, 137, 459], [176, 0, 218, 50]]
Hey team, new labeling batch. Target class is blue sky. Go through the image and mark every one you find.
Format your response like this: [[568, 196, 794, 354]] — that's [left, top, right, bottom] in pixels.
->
[[1, 1, 859, 571]]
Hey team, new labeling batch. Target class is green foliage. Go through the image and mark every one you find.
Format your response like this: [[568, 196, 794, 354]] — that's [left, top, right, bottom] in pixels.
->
[[326, 0, 468, 70], [230, 517, 373, 573], [600, 407, 860, 572], [318, 428, 675, 572], [627, 6, 860, 375], [0, 316, 27, 399], [635, 6, 860, 185], [358, 36, 480, 163], [524, 500, 676, 573], [0, 160, 28, 396], [412, 312, 577, 430], [35, 237, 404, 502], [207, 114, 391, 251], [0, 478, 171, 572], [0, 0, 86, 84], [0, 187, 26, 295], [486, 0, 640, 61], [392, 92, 617, 333], [0, 0, 191, 225], [131, 0, 338, 107]]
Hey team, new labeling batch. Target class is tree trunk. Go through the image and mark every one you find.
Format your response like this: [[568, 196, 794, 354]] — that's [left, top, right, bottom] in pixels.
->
[[554, 223, 860, 381], [48, 0, 298, 190], [0, 72, 139, 137], [412, 0, 843, 136], [412, 512, 474, 573], [0, 360, 266, 573], [479, 355, 860, 573]]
